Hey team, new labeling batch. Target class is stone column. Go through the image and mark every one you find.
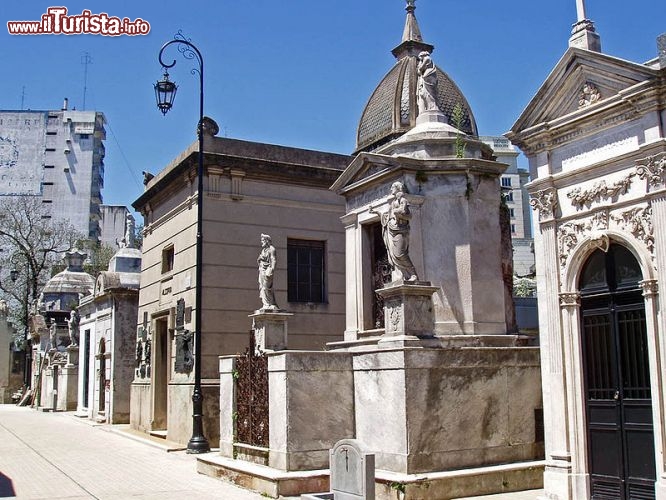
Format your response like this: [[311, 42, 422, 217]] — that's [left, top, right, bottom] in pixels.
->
[[218, 355, 237, 458], [249, 311, 293, 352], [342, 213, 360, 341], [538, 218, 573, 499], [559, 292, 590, 500], [646, 187, 666, 498]]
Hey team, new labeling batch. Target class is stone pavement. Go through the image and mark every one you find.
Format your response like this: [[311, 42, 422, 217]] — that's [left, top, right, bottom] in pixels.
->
[[0, 404, 544, 499], [0, 405, 264, 499]]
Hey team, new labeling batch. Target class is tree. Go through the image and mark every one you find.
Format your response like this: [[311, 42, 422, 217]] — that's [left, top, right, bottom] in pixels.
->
[[80, 241, 117, 277], [0, 196, 83, 341]]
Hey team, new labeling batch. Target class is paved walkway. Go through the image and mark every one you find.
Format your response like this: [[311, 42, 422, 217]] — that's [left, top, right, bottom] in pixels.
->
[[0, 405, 264, 499], [0, 404, 544, 499]]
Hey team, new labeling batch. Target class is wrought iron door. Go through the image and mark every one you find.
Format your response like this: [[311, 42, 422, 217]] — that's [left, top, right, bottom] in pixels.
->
[[580, 245, 655, 499]]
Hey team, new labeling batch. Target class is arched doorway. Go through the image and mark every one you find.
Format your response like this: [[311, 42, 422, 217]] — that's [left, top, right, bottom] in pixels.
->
[[579, 243, 656, 499]]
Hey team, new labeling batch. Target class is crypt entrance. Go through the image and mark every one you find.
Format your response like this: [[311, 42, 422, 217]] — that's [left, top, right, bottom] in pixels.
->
[[579, 243, 656, 499]]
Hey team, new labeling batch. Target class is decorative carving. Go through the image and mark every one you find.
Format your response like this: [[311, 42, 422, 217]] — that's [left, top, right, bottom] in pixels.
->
[[386, 300, 402, 334], [559, 292, 581, 307], [636, 152, 666, 188], [567, 173, 634, 209], [174, 330, 194, 373], [176, 298, 185, 330], [640, 279, 658, 297], [135, 340, 143, 368], [530, 188, 558, 221], [611, 206, 654, 254], [578, 82, 601, 108], [557, 211, 608, 268]]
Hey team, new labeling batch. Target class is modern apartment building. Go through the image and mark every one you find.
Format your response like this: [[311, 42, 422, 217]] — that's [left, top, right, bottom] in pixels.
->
[[0, 99, 106, 240]]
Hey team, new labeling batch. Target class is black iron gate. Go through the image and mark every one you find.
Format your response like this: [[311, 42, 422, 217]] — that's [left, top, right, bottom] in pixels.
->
[[235, 333, 269, 447], [580, 245, 655, 500]]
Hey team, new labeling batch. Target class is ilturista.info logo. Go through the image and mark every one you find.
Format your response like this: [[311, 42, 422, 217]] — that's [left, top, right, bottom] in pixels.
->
[[7, 7, 150, 36]]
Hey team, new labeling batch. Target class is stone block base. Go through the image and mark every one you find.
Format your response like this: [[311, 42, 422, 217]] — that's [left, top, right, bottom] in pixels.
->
[[196, 455, 329, 498], [196, 455, 544, 499]]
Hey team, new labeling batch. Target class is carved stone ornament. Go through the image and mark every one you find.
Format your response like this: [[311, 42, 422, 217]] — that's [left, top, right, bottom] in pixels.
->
[[557, 211, 608, 268], [567, 173, 634, 210], [530, 188, 558, 221], [578, 82, 601, 108], [559, 292, 581, 307], [636, 152, 666, 188], [640, 279, 658, 297], [610, 206, 654, 254]]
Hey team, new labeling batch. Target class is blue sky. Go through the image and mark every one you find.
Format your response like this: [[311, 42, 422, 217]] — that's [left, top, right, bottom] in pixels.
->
[[1, 1, 664, 214]]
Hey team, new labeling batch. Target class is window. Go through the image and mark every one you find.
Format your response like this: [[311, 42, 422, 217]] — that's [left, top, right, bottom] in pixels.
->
[[510, 224, 516, 234], [161, 245, 174, 273], [501, 177, 512, 187], [509, 208, 515, 218], [79, 134, 90, 139], [288, 239, 325, 303], [505, 191, 514, 202]]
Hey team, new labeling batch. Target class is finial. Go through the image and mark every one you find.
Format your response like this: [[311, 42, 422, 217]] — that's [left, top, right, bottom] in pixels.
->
[[406, 0, 416, 14], [575, 0, 587, 23], [402, 0, 423, 43], [569, 0, 601, 52]]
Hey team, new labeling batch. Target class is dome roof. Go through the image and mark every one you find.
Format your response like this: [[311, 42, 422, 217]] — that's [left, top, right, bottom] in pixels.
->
[[355, 1, 478, 153]]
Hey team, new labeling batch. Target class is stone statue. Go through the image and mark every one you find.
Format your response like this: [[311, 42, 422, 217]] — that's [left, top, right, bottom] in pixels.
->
[[0, 300, 7, 317], [257, 234, 278, 310], [67, 309, 80, 346], [371, 182, 418, 282], [49, 318, 57, 350], [417, 51, 439, 114]]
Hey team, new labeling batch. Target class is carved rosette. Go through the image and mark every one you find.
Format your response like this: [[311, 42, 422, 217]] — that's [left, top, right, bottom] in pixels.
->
[[559, 292, 581, 308], [640, 279, 658, 298], [530, 188, 558, 222], [578, 82, 601, 108], [636, 152, 666, 189], [567, 173, 634, 210]]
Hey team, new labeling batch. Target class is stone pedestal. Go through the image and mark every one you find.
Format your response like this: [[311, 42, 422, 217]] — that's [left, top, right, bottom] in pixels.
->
[[375, 281, 438, 348], [65, 345, 78, 368], [249, 310, 293, 352]]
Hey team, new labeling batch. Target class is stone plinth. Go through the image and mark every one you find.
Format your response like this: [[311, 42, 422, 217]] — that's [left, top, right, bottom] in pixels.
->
[[375, 281, 438, 344], [249, 310, 293, 352], [65, 345, 78, 368], [353, 346, 543, 474]]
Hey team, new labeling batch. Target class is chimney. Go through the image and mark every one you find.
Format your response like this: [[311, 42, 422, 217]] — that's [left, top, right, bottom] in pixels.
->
[[659, 33, 666, 68], [62, 97, 68, 111]]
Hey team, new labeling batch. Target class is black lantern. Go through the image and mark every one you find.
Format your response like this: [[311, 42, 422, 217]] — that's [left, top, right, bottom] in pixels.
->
[[154, 70, 177, 115], [10, 269, 18, 282]]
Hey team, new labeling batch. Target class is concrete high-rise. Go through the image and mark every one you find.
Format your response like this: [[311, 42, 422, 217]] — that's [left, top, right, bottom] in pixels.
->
[[0, 98, 106, 240]]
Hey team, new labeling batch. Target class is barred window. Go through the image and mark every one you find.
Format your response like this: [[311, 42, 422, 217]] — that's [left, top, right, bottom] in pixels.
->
[[287, 239, 326, 303]]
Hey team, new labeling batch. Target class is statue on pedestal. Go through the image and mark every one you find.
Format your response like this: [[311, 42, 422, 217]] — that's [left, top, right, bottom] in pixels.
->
[[49, 318, 57, 350], [417, 51, 439, 114], [371, 182, 418, 282], [67, 309, 80, 346], [257, 234, 278, 310]]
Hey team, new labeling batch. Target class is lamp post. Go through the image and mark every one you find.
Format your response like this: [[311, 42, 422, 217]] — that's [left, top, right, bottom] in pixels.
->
[[155, 31, 210, 454]]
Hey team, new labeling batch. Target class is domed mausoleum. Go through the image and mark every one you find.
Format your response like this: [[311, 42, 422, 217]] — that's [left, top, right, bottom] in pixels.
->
[[355, 0, 478, 153]]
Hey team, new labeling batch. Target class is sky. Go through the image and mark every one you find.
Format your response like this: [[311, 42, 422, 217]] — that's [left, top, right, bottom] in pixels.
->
[[1, 1, 665, 216]]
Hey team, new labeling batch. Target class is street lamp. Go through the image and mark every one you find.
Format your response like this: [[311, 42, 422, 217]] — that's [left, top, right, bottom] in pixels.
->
[[155, 30, 210, 454]]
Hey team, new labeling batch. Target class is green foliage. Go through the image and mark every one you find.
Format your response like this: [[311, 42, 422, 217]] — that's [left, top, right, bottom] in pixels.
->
[[78, 240, 117, 277], [513, 277, 537, 298], [390, 482, 406, 494], [0, 196, 82, 338], [452, 102, 466, 159]]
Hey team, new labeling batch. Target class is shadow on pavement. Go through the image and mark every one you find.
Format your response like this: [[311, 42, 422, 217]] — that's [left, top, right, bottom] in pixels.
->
[[0, 472, 16, 497]]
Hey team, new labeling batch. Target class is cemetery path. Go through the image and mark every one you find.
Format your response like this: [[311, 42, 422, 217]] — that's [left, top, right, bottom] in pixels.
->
[[0, 405, 266, 499]]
